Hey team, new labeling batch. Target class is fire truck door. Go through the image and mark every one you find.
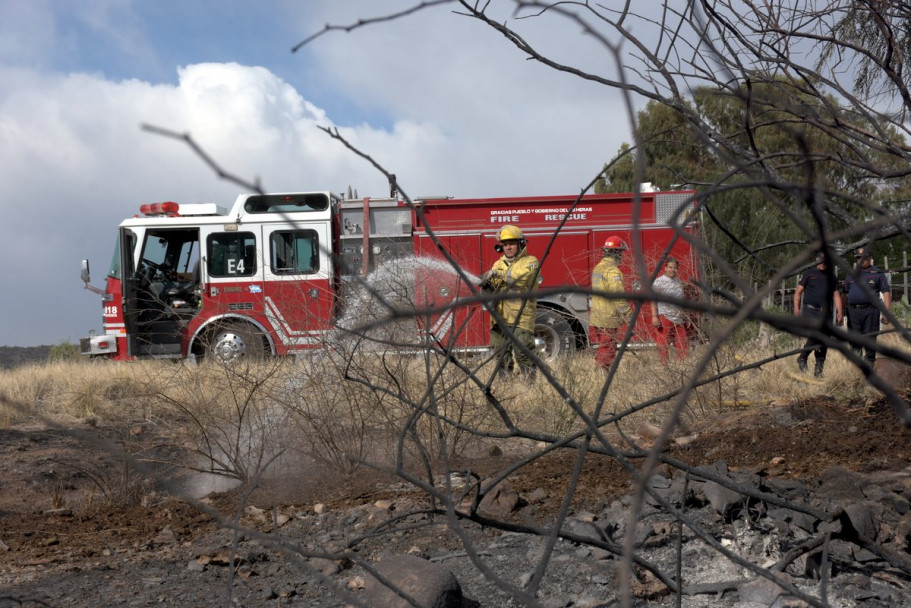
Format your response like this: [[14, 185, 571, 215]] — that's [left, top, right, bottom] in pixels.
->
[[128, 228, 200, 357], [260, 222, 334, 348], [119, 227, 140, 356], [199, 226, 263, 332]]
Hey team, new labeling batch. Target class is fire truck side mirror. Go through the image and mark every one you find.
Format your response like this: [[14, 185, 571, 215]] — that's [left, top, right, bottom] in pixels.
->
[[81, 259, 104, 295]]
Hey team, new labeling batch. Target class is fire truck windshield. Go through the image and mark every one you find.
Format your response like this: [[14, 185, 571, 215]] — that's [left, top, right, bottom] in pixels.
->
[[107, 236, 122, 280], [137, 229, 200, 282]]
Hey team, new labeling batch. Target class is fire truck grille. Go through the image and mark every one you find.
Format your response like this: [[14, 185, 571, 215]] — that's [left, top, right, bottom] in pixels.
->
[[229, 302, 254, 311]]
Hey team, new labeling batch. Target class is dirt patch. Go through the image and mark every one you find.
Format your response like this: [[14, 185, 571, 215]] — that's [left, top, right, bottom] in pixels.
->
[[0, 396, 909, 605], [434, 396, 911, 518]]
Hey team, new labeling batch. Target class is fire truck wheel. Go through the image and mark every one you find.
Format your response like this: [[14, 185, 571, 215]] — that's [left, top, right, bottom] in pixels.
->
[[534, 309, 575, 361], [205, 323, 266, 364]]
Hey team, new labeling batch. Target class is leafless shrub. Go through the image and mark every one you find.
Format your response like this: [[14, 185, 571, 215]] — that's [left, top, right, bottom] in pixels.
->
[[54, 441, 159, 509], [276, 352, 390, 475], [145, 359, 297, 486]]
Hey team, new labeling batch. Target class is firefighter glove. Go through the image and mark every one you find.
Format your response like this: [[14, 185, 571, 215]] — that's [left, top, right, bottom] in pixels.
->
[[479, 271, 495, 292]]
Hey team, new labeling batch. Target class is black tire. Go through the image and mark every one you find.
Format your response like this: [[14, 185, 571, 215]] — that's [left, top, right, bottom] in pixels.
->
[[203, 322, 267, 365], [534, 308, 575, 361]]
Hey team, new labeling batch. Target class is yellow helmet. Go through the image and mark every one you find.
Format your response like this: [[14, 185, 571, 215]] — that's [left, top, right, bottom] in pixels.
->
[[498, 225, 525, 242]]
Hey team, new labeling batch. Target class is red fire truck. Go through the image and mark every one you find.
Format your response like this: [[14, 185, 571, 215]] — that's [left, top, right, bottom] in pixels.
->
[[80, 188, 699, 363]]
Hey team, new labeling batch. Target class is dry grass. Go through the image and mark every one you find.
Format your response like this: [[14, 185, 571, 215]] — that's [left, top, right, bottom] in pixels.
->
[[0, 359, 163, 427], [0, 334, 884, 485], [457, 335, 876, 455]]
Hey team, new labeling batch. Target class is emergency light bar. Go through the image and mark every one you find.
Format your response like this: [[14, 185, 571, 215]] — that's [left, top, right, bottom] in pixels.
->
[[140, 202, 180, 217]]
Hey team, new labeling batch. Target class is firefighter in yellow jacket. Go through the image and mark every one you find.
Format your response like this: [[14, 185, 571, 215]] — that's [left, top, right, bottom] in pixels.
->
[[590, 235, 632, 370], [479, 225, 540, 377]]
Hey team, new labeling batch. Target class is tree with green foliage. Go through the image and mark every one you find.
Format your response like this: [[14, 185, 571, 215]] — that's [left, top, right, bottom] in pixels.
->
[[820, 1, 911, 121], [47, 340, 79, 362], [597, 81, 911, 286]]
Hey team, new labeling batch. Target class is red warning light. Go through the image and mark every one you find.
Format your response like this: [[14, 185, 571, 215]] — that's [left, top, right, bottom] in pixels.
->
[[139, 202, 180, 217]]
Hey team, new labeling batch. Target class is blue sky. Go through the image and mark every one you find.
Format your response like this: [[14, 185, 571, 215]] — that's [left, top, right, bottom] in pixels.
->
[[0, 0, 630, 347]]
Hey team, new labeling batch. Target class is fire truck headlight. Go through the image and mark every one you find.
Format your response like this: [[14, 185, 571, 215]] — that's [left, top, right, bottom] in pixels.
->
[[439, 287, 451, 298]]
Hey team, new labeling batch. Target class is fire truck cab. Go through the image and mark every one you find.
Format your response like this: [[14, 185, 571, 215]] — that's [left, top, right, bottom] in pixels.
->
[[81, 193, 338, 362]]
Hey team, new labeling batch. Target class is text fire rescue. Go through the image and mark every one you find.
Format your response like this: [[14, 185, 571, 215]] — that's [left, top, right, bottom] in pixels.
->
[[490, 208, 592, 223]]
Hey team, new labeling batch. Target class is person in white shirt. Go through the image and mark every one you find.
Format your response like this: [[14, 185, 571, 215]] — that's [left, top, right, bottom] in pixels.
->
[[650, 257, 690, 363]]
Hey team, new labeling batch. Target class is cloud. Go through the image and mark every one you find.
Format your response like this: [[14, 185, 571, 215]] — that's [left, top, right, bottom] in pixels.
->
[[289, 1, 627, 195]]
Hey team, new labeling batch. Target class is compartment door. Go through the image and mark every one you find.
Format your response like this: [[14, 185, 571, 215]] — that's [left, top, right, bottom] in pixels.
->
[[260, 222, 334, 350]]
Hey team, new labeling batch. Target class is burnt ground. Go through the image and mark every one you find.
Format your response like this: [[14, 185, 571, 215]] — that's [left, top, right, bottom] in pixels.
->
[[0, 395, 909, 606]]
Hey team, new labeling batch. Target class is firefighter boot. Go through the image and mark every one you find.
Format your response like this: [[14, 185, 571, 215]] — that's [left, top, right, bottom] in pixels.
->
[[814, 360, 825, 379], [797, 356, 808, 373]]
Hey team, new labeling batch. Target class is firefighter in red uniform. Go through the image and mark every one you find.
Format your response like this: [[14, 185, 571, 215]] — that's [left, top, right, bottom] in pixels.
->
[[480, 225, 540, 377], [590, 236, 632, 370]]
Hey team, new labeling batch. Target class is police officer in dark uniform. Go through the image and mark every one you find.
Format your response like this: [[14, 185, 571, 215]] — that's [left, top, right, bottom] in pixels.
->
[[793, 252, 843, 377], [843, 246, 892, 366]]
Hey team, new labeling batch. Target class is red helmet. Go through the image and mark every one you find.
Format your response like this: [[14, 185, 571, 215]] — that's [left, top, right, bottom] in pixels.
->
[[602, 235, 628, 251]]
